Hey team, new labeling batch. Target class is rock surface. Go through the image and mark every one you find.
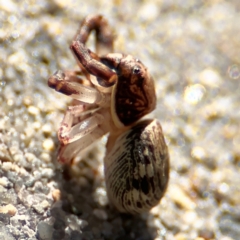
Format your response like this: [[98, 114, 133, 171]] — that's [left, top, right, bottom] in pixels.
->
[[0, 0, 240, 239]]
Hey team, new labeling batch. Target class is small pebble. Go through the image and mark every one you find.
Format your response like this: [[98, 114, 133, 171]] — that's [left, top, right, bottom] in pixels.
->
[[93, 208, 108, 220], [169, 185, 196, 210], [25, 152, 36, 162], [22, 96, 32, 106], [0, 177, 11, 188], [33, 205, 45, 214], [191, 146, 207, 161], [0, 204, 17, 216], [199, 68, 222, 87], [52, 189, 61, 202], [42, 123, 52, 136], [183, 84, 206, 105], [28, 106, 40, 116], [40, 152, 51, 163], [94, 187, 108, 207], [0, 212, 10, 224], [174, 232, 188, 240], [33, 121, 41, 130], [42, 139, 55, 151], [22, 225, 36, 238], [37, 221, 53, 240], [138, 3, 158, 21]]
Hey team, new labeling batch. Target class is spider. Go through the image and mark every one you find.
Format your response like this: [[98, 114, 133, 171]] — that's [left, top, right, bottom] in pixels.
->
[[48, 14, 169, 214]]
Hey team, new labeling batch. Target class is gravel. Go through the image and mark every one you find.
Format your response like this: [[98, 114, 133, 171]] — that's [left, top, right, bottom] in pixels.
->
[[0, 0, 240, 239]]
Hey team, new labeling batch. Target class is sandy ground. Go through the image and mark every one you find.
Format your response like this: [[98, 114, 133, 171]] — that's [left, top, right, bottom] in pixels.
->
[[0, 0, 240, 239]]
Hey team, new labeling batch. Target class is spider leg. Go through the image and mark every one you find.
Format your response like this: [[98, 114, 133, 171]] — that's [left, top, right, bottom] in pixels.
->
[[70, 41, 117, 88], [70, 14, 117, 88], [58, 105, 105, 145], [74, 14, 114, 55], [58, 107, 112, 164], [58, 127, 106, 164], [48, 70, 110, 105]]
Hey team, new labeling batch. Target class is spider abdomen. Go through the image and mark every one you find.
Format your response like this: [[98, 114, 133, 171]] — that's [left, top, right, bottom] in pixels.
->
[[104, 119, 169, 214]]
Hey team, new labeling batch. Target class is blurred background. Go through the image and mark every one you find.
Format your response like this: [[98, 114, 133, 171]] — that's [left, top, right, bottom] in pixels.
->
[[0, 0, 240, 239]]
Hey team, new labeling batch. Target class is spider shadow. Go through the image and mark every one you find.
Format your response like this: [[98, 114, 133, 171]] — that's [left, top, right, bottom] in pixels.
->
[[51, 146, 160, 240]]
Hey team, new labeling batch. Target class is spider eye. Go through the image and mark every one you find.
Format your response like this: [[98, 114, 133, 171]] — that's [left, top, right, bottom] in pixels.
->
[[133, 66, 141, 74]]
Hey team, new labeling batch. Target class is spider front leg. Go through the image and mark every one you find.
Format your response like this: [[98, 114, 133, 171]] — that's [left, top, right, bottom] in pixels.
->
[[48, 70, 110, 105], [74, 14, 114, 55], [70, 42, 117, 88], [70, 15, 118, 88]]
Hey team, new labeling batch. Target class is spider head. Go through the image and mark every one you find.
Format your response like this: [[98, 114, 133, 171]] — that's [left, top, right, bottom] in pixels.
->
[[102, 54, 156, 127]]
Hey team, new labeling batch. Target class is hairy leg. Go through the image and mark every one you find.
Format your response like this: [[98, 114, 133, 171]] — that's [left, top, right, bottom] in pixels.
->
[[58, 126, 106, 164], [58, 105, 105, 145], [57, 108, 112, 164], [48, 70, 110, 105], [74, 14, 114, 55], [70, 15, 117, 88]]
